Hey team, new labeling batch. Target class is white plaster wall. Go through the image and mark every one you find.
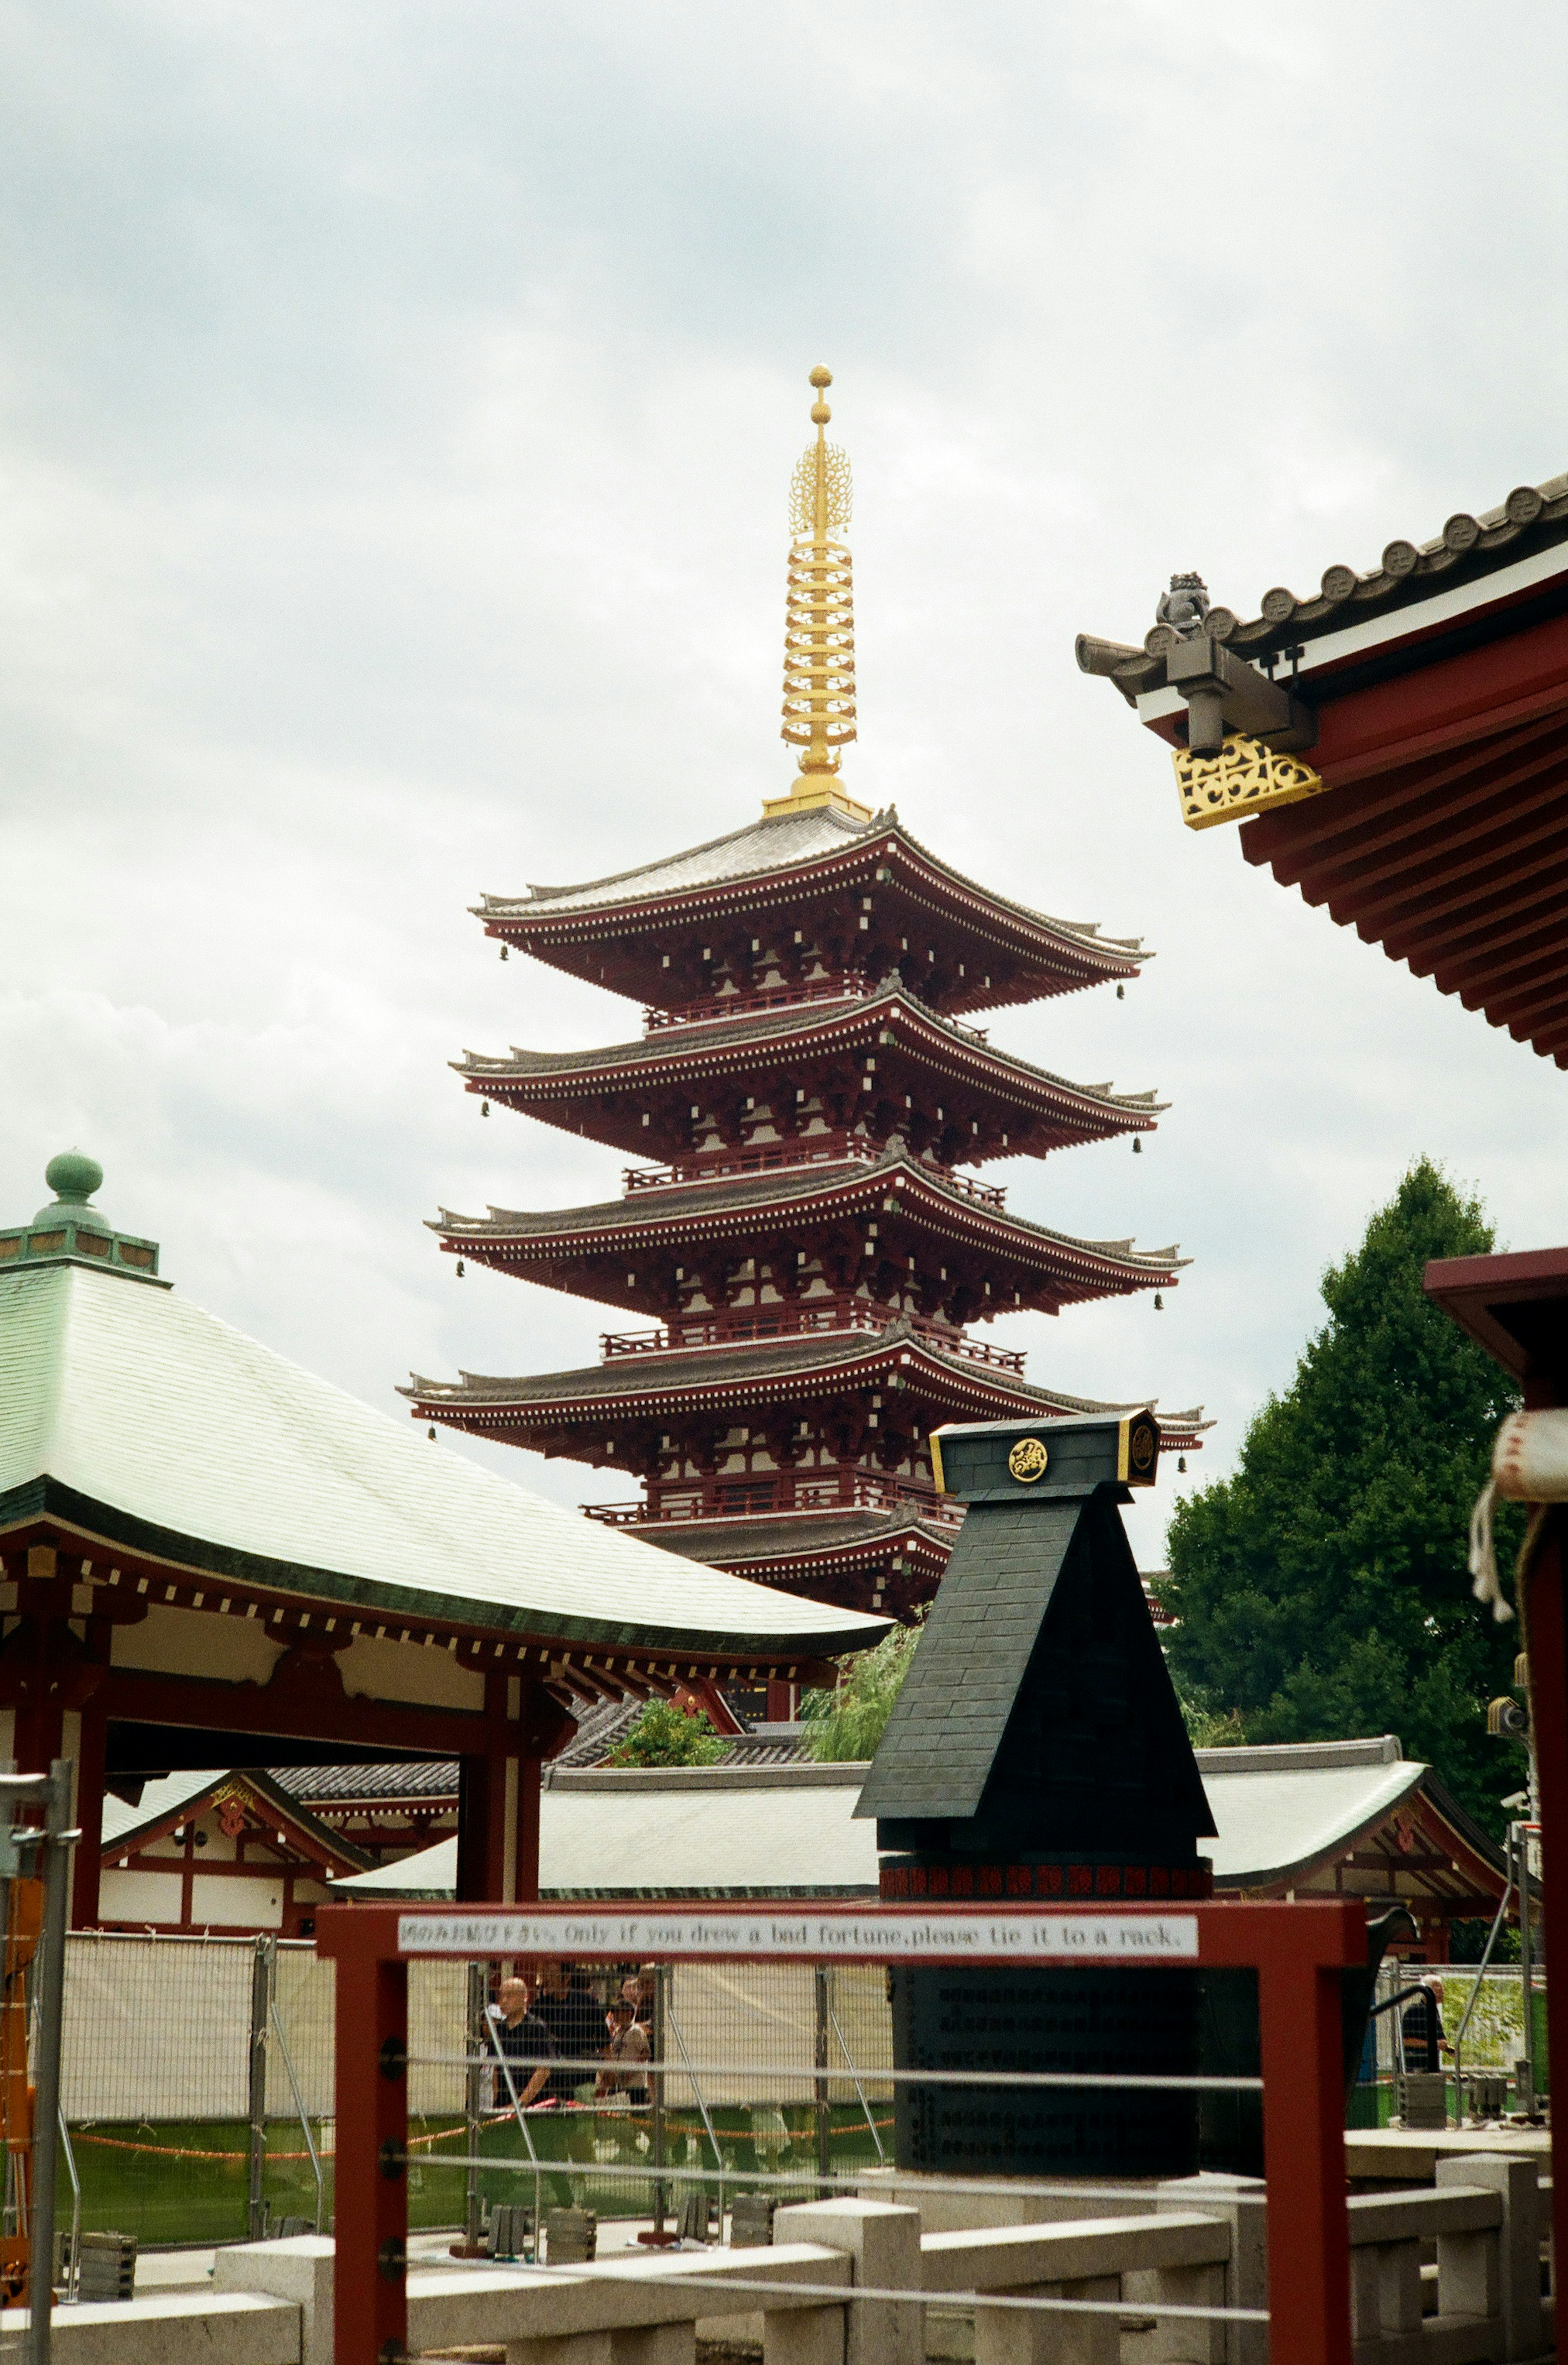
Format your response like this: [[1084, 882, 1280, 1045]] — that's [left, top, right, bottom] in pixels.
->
[[99, 1868, 183, 1921], [111, 1602, 285, 1683], [336, 1632, 485, 1710], [191, 1872, 281, 1928]]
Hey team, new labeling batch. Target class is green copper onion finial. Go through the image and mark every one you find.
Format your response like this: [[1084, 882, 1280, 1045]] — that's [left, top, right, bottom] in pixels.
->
[[42, 1150, 104, 1207]]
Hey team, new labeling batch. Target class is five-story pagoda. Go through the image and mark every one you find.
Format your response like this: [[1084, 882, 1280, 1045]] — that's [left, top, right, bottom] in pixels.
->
[[409, 371, 1203, 1621]]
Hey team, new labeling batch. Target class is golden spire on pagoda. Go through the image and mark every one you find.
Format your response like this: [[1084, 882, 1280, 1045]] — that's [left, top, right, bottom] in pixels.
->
[[764, 367, 872, 823]]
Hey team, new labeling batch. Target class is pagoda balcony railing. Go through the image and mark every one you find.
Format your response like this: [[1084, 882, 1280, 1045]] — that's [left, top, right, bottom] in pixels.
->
[[641, 974, 869, 1034], [599, 1299, 1026, 1374], [621, 1141, 1007, 1211], [623, 1136, 875, 1192], [581, 1471, 967, 1529]]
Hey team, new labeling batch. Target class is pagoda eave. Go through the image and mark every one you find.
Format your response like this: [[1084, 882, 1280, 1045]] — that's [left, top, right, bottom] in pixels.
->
[[407, 1330, 1049, 1435], [475, 813, 1148, 1019], [457, 990, 1160, 1167], [431, 1158, 1185, 1318]]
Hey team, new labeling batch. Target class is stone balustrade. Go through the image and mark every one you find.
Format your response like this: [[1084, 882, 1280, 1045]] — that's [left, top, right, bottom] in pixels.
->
[[0, 2148, 1546, 2365]]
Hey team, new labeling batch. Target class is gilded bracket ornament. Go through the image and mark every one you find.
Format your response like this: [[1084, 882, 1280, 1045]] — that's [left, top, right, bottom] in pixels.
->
[[1172, 732, 1326, 831]]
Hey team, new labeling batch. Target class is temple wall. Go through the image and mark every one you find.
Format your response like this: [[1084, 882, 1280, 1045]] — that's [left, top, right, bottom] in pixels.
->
[[112, 1601, 284, 1683]]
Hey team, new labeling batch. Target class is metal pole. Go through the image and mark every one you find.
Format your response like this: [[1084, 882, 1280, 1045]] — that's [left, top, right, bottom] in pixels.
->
[[1451, 1854, 1514, 2109], [247, 1935, 273, 2241], [651, 1965, 667, 2236], [1517, 1823, 1537, 2111], [481, 2000, 544, 2248], [26, 1761, 75, 2365], [464, 1963, 485, 2253], [664, 1988, 725, 2234], [269, 2000, 325, 2234], [813, 1964, 831, 2196], [826, 1985, 886, 2166]]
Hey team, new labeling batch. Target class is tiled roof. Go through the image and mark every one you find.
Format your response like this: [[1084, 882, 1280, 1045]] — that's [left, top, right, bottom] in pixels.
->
[[270, 1761, 460, 1804], [0, 1262, 884, 1658], [555, 1697, 644, 1766], [1080, 471, 1568, 701], [412, 1324, 1209, 1451], [458, 982, 1161, 1128], [101, 1768, 371, 1870], [331, 1738, 1505, 1899], [434, 1149, 1185, 1281], [480, 807, 1141, 966], [412, 1320, 1124, 1420], [491, 802, 879, 915]]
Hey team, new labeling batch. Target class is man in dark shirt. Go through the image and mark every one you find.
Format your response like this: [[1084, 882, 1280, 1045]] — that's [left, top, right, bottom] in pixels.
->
[[532, 1961, 608, 2103], [1401, 1979, 1446, 2075], [489, 1976, 556, 2111]]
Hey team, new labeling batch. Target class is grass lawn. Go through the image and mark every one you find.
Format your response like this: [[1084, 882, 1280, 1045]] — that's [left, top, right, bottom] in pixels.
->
[[62, 2102, 891, 2248]]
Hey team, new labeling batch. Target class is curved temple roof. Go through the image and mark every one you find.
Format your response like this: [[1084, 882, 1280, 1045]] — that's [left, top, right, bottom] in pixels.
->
[[408, 1321, 1210, 1451], [0, 1261, 886, 1659], [431, 1150, 1186, 1307], [484, 804, 1139, 956], [332, 1735, 1504, 1903], [1080, 470, 1568, 703], [458, 983, 1163, 1159]]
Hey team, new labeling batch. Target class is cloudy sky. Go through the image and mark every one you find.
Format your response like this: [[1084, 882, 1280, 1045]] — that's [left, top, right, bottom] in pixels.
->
[[3, 1, 1565, 1570]]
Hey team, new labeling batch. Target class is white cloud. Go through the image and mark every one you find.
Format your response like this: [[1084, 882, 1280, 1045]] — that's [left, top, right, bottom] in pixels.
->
[[2, 0, 1564, 1573]]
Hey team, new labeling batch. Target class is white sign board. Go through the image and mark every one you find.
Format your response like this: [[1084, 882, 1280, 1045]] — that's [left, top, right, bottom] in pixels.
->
[[395, 1908, 1200, 1962]]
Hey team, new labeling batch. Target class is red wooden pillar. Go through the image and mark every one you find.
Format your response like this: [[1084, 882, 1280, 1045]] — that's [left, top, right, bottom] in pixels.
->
[[11, 1549, 70, 1778], [457, 1676, 554, 1903], [71, 1694, 108, 1928], [455, 1755, 494, 1902], [515, 1756, 541, 1902], [1524, 1518, 1568, 2304], [1258, 1944, 1353, 2365], [332, 1941, 408, 2365], [455, 1748, 541, 1902]]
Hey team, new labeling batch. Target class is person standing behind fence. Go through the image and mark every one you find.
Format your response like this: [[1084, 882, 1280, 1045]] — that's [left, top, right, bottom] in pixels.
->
[[534, 1960, 606, 2102], [621, 1964, 656, 2025], [489, 1977, 556, 2111], [595, 1995, 651, 2106], [1401, 1977, 1446, 2075]]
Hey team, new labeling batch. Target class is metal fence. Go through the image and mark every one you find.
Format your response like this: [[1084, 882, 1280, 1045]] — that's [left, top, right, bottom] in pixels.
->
[[52, 1935, 895, 2248], [1348, 1959, 1550, 2126]]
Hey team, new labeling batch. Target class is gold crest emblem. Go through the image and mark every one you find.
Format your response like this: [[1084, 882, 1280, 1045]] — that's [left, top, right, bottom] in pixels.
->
[[1007, 1437, 1049, 1484], [1130, 1419, 1156, 1473]]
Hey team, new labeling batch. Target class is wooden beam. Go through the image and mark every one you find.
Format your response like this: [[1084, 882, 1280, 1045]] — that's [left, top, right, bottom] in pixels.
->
[[100, 1666, 491, 1758]]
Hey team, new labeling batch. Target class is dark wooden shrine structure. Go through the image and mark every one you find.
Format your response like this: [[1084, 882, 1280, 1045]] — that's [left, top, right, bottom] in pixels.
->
[[0, 1154, 883, 1927], [411, 374, 1203, 1625], [1079, 461, 1568, 2277]]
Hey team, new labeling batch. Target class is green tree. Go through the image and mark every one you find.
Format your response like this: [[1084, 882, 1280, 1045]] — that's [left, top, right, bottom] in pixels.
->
[[802, 1618, 924, 1761], [605, 1701, 725, 1767], [1158, 1160, 1523, 1830]]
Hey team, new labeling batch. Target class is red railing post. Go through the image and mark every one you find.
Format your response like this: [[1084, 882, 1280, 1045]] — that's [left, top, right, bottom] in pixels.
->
[[1257, 1945, 1353, 2365], [333, 1940, 408, 2365], [1523, 1516, 1568, 2304]]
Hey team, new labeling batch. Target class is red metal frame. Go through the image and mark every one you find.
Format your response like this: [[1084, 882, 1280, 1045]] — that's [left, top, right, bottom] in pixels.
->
[[1425, 1244, 1568, 2329], [316, 1896, 1363, 2365]]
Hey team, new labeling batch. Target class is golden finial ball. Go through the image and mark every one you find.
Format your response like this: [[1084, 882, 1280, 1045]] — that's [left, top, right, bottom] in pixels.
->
[[811, 402, 831, 425], [809, 366, 833, 388]]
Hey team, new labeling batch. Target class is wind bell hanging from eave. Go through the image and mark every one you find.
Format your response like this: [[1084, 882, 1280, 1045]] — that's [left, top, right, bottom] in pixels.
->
[[764, 366, 872, 824]]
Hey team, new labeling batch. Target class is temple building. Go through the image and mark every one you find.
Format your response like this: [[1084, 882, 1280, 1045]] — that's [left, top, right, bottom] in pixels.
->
[[0, 1152, 881, 1916], [410, 370, 1204, 1626]]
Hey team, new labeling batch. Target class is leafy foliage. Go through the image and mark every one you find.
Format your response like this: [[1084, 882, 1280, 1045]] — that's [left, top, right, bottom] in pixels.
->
[[1158, 1161, 1523, 1830], [802, 1618, 924, 1761], [605, 1700, 725, 1767]]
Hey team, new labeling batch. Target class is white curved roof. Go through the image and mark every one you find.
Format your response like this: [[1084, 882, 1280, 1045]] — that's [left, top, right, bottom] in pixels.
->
[[0, 1262, 886, 1658], [334, 1736, 1471, 1899]]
